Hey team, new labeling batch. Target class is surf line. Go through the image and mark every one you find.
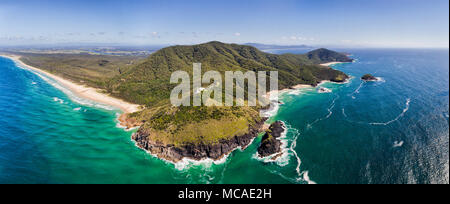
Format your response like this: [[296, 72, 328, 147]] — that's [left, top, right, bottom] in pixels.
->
[[350, 81, 365, 99], [344, 98, 411, 126], [342, 108, 348, 118], [289, 127, 317, 184], [307, 94, 340, 129], [259, 123, 317, 184], [369, 98, 411, 126]]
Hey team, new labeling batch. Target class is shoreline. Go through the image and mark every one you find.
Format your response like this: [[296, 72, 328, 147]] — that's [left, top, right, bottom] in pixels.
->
[[265, 84, 313, 100], [320, 61, 347, 67], [0, 54, 351, 167], [0, 54, 141, 118], [0, 54, 344, 114]]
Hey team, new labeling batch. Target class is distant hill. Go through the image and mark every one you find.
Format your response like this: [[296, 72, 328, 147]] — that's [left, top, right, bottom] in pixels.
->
[[306, 48, 354, 64], [245, 43, 313, 50], [108, 41, 350, 107]]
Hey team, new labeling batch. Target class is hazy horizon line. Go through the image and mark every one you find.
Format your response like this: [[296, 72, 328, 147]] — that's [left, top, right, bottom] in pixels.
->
[[0, 41, 449, 50]]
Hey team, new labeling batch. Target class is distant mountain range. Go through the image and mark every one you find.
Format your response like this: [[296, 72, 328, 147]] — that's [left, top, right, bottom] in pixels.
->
[[244, 43, 314, 50]]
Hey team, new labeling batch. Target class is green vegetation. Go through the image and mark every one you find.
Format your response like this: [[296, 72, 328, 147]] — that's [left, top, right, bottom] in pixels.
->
[[18, 53, 145, 88], [306, 48, 353, 64], [107, 41, 350, 107], [17, 42, 352, 146], [134, 105, 260, 146]]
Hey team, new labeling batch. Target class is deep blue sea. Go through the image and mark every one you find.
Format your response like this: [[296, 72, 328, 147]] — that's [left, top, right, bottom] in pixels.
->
[[0, 49, 448, 184]]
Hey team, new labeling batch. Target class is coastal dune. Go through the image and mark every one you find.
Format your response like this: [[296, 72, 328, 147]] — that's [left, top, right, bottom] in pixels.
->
[[0, 54, 141, 114]]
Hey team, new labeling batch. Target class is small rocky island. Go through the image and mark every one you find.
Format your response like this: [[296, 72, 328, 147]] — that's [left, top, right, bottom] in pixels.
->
[[258, 121, 286, 159], [318, 87, 332, 93], [361, 74, 378, 81]]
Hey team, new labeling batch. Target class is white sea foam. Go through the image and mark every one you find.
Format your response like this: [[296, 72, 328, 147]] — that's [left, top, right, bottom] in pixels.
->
[[289, 127, 302, 177], [53, 97, 64, 104], [253, 121, 290, 166], [254, 122, 317, 184], [131, 134, 252, 171], [218, 160, 230, 184], [393, 141, 404, 148], [365, 161, 373, 184], [354, 82, 364, 94], [73, 107, 81, 111], [173, 155, 230, 171], [286, 128, 317, 184], [260, 101, 280, 118], [114, 113, 140, 131], [375, 77, 385, 83], [370, 98, 411, 126], [31, 82, 37, 85], [308, 95, 339, 128], [318, 87, 332, 93], [318, 77, 353, 87], [350, 81, 365, 99], [15, 61, 116, 111], [345, 76, 356, 87], [288, 89, 303, 96], [300, 171, 317, 184]]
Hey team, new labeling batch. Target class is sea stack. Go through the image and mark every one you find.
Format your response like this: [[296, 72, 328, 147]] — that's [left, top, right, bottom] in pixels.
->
[[258, 121, 286, 158], [361, 74, 378, 81]]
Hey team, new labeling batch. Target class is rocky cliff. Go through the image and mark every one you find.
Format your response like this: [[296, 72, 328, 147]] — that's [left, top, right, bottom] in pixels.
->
[[132, 118, 267, 163], [258, 121, 286, 158]]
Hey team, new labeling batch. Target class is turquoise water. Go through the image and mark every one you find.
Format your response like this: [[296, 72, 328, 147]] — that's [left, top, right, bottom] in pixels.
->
[[0, 49, 448, 184]]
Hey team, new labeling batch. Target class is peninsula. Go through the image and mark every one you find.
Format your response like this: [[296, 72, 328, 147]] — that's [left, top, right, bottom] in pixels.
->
[[2, 42, 353, 163]]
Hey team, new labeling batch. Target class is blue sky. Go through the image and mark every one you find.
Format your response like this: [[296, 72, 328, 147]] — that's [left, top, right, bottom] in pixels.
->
[[0, 0, 448, 47]]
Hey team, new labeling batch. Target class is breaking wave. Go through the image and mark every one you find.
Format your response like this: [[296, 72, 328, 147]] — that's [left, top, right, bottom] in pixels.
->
[[393, 141, 404, 148], [260, 101, 280, 118], [14, 61, 116, 111], [255, 122, 317, 184], [252, 122, 290, 166], [53, 97, 64, 104]]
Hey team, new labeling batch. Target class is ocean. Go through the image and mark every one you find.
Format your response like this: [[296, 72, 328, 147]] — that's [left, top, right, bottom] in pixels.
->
[[0, 49, 448, 184]]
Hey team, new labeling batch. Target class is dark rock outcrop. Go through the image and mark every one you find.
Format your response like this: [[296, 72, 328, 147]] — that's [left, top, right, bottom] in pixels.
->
[[258, 121, 286, 158], [132, 118, 267, 163], [361, 74, 378, 81]]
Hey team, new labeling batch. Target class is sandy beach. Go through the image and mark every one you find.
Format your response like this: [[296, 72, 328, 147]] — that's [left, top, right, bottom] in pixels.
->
[[0, 54, 141, 114], [320, 61, 346, 67], [265, 84, 313, 100]]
